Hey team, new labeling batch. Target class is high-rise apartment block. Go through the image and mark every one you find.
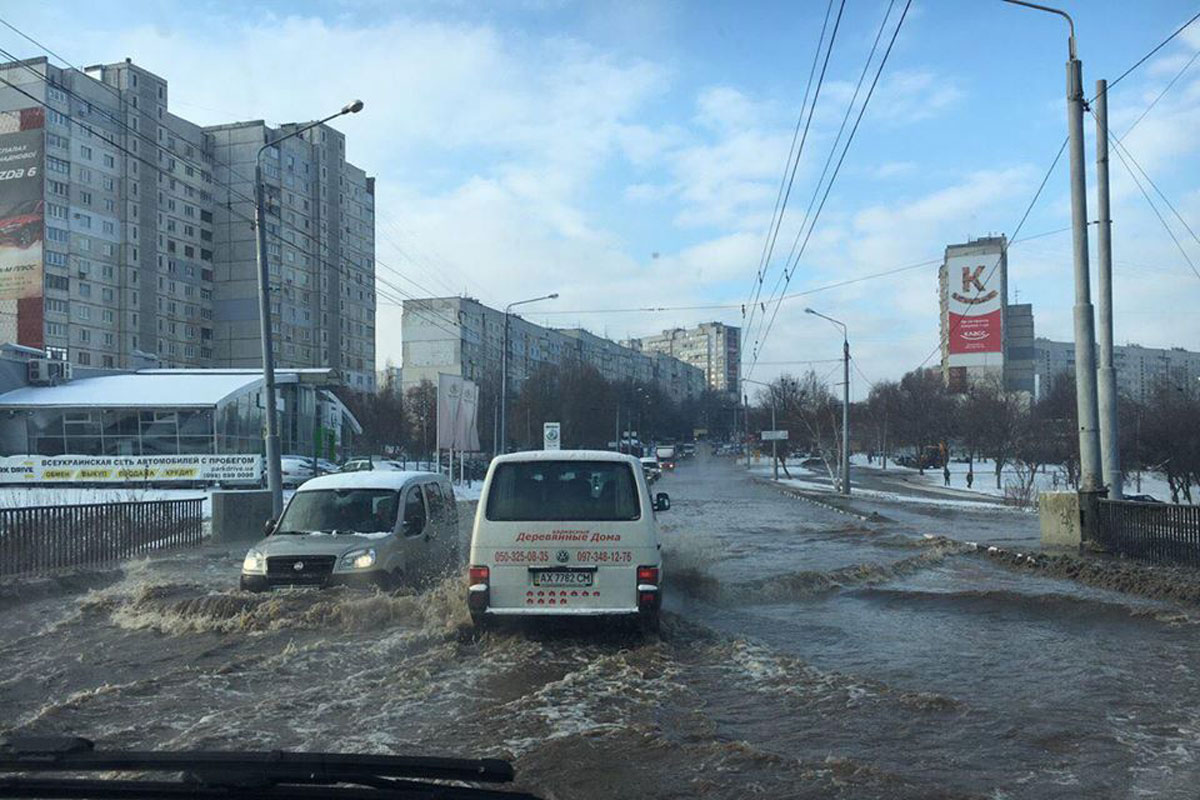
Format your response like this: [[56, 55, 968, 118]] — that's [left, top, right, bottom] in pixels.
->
[[0, 57, 375, 389], [625, 322, 740, 398]]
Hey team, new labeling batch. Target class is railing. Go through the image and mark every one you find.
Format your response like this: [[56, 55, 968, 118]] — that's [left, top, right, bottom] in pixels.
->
[[1094, 499, 1200, 566], [0, 498, 204, 578]]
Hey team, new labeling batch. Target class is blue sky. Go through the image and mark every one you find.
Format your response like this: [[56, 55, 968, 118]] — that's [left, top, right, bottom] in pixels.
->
[[5, 1, 1199, 398]]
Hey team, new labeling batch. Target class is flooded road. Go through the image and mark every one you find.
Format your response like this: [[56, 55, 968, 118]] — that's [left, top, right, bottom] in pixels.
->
[[3, 453, 1200, 798]]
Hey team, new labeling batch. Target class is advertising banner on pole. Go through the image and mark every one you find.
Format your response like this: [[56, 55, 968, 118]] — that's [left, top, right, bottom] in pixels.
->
[[946, 253, 1004, 367], [0, 110, 44, 303], [0, 454, 262, 484], [436, 373, 481, 451]]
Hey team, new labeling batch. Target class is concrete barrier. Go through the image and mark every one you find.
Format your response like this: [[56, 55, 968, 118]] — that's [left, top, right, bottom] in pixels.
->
[[211, 490, 275, 543], [1040, 492, 1082, 550]]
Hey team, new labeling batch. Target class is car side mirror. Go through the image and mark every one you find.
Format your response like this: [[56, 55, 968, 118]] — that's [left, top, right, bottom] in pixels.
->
[[264, 518, 277, 535], [654, 493, 671, 512]]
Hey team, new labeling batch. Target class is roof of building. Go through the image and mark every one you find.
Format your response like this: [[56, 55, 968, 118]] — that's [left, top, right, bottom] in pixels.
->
[[0, 372, 266, 408]]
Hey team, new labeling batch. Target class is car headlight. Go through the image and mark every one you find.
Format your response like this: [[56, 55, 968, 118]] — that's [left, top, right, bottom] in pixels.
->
[[242, 549, 266, 574], [341, 547, 377, 570]]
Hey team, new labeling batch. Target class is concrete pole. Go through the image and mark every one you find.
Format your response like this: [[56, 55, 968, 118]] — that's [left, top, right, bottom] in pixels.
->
[[1094, 78, 1122, 498], [1067, 54, 1104, 492], [254, 163, 284, 517], [771, 396, 778, 481], [841, 336, 851, 496], [500, 311, 509, 454]]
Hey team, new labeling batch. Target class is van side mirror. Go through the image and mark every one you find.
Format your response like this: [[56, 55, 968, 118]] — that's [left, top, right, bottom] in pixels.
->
[[264, 518, 277, 535], [654, 493, 671, 512]]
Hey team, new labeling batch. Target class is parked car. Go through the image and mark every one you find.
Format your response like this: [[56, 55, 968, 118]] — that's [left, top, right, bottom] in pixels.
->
[[467, 450, 668, 632], [1125, 494, 1163, 504], [240, 470, 458, 592], [279, 455, 315, 487], [341, 458, 408, 473]]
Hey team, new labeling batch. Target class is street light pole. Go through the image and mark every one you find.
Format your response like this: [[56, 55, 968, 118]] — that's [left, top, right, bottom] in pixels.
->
[[1004, 0, 1102, 494], [500, 293, 558, 454], [806, 308, 850, 495], [255, 99, 363, 517]]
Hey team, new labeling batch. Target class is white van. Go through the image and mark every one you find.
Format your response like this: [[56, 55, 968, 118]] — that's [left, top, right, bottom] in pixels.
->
[[467, 450, 669, 631]]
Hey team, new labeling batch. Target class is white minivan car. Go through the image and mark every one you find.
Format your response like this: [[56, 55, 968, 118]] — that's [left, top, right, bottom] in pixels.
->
[[240, 470, 458, 591], [467, 450, 669, 631]]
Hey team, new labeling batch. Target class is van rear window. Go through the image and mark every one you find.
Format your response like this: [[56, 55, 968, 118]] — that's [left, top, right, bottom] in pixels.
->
[[485, 461, 641, 522]]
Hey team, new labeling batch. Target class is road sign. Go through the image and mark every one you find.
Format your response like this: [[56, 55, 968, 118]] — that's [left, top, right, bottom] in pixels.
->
[[543, 422, 561, 450], [761, 430, 789, 441]]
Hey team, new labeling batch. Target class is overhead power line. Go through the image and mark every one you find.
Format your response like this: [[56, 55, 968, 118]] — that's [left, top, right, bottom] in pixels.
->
[[745, 0, 842, 346], [750, 0, 913, 379]]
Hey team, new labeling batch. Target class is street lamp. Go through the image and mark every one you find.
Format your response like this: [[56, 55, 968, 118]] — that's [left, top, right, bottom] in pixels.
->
[[744, 378, 779, 480], [500, 293, 558, 453], [255, 99, 364, 517], [1002, 0, 1102, 495], [806, 307, 850, 495]]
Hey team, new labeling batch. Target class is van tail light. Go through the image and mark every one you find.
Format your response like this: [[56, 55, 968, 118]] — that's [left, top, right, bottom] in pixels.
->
[[637, 565, 660, 612], [468, 565, 490, 612], [637, 565, 659, 586]]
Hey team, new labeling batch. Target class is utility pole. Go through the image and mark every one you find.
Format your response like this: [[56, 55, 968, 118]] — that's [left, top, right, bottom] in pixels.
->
[[805, 307, 850, 495], [771, 392, 778, 481], [500, 293, 558, 455], [1095, 78, 1122, 498], [1005, 0, 1102, 493], [253, 99, 363, 517]]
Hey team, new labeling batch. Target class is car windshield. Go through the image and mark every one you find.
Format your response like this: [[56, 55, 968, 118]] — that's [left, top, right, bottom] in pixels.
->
[[486, 461, 640, 521], [275, 488, 399, 533]]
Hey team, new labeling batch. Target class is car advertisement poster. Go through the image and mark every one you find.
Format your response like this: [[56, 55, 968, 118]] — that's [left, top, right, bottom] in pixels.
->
[[0, 454, 263, 484], [436, 373, 481, 451], [946, 253, 1003, 366], [0, 111, 44, 302]]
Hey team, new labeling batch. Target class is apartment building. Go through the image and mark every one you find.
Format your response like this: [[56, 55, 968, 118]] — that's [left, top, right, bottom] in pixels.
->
[[399, 296, 706, 404], [0, 56, 374, 388], [625, 322, 741, 398], [1034, 338, 1200, 403]]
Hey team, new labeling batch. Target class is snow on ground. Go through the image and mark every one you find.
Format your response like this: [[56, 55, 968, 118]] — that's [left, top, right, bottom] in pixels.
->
[[848, 453, 1175, 502], [449, 481, 483, 501], [745, 463, 1017, 512]]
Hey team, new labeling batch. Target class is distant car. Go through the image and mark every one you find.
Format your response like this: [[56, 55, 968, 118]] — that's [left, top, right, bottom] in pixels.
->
[[1125, 494, 1163, 504], [240, 470, 459, 592], [680, 443, 695, 458], [640, 456, 662, 483]]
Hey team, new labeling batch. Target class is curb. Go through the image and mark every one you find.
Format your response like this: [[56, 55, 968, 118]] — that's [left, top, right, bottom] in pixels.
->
[[755, 478, 875, 522]]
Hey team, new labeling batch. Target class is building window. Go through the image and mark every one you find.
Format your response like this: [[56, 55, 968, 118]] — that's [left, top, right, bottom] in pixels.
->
[[80, 145, 93, 160], [78, 282, 91, 298]]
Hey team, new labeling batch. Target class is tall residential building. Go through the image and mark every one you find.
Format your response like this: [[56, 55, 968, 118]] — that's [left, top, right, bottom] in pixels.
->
[[0, 56, 374, 388], [1034, 338, 1200, 403], [207, 119, 376, 390], [399, 296, 706, 404], [939, 236, 1007, 392], [624, 322, 740, 398]]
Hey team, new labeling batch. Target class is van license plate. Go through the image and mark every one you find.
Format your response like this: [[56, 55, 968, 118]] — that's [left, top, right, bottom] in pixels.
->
[[531, 570, 594, 587]]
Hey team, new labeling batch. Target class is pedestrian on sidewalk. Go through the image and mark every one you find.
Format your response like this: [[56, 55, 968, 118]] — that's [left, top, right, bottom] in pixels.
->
[[943, 465, 951, 486], [966, 470, 974, 489]]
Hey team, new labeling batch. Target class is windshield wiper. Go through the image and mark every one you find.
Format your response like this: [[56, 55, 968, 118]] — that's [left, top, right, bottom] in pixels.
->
[[0, 736, 542, 800], [272, 530, 307, 535]]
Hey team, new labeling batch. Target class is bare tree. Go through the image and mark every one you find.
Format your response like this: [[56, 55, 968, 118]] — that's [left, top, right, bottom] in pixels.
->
[[896, 368, 954, 475]]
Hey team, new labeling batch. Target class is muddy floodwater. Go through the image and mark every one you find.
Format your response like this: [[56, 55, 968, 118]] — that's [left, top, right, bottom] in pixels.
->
[[3, 453, 1200, 798]]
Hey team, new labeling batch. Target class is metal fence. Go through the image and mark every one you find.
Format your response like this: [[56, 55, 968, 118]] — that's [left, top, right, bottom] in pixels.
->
[[0, 498, 204, 578], [1094, 499, 1200, 566]]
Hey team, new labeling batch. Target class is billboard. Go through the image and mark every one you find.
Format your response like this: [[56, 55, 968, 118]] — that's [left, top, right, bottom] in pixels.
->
[[0, 454, 262, 484], [436, 373, 481, 451], [946, 253, 1003, 367], [0, 110, 44, 302]]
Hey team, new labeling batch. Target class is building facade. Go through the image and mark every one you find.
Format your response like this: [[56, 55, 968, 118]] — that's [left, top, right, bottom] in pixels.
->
[[0, 56, 374, 388], [625, 322, 740, 398], [399, 296, 706, 404], [1034, 338, 1200, 403], [940, 236, 1008, 392]]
